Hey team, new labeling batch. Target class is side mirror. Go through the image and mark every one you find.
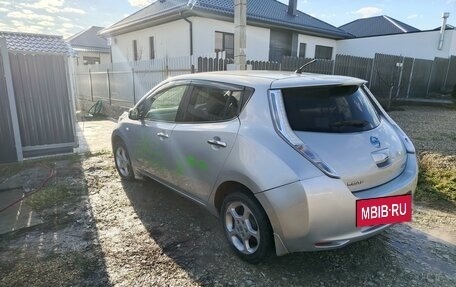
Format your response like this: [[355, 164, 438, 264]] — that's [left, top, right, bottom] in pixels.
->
[[128, 108, 140, 120]]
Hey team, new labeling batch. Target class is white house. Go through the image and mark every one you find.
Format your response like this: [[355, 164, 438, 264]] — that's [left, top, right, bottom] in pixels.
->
[[336, 28, 456, 60], [99, 0, 351, 63], [336, 15, 456, 60], [67, 26, 111, 65]]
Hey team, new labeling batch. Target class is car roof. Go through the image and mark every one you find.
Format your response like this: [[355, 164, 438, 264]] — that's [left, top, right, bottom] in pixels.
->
[[171, 71, 367, 89]]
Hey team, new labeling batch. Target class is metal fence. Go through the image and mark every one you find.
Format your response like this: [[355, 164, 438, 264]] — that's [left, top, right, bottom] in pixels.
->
[[10, 53, 75, 153], [75, 53, 456, 109], [0, 49, 76, 162], [76, 56, 194, 107]]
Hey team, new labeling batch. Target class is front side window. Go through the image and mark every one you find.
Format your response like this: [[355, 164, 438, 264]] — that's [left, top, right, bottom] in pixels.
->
[[138, 85, 187, 122], [215, 31, 234, 59], [133, 40, 138, 61], [149, 36, 155, 60], [182, 85, 242, 122], [281, 85, 380, 133], [315, 45, 333, 60], [82, 56, 100, 65]]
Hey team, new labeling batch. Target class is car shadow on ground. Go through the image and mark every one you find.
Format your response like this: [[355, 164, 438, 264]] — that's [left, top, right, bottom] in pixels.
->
[[121, 178, 455, 286], [0, 156, 111, 286]]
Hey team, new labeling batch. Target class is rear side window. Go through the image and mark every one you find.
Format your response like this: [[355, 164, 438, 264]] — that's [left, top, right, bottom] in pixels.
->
[[281, 85, 380, 133], [181, 85, 247, 122]]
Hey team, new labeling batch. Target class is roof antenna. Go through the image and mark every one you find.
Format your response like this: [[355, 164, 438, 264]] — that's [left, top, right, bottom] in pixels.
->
[[295, 59, 317, 74]]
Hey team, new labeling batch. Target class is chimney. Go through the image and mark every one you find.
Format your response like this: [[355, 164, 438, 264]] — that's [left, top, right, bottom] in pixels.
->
[[288, 0, 297, 16], [438, 12, 450, 50]]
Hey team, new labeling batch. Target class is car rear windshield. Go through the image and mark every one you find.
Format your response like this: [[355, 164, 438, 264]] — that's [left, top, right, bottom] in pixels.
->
[[281, 85, 380, 133]]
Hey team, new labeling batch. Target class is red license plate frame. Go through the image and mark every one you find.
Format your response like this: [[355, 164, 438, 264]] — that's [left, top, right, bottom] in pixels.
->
[[356, 194, 412, 227]]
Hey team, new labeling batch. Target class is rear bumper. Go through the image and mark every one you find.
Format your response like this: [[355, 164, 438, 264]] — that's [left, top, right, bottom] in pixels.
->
[[256, 154, 418, 256]]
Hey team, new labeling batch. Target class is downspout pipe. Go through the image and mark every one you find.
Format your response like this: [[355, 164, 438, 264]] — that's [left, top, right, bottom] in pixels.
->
[[438, 12, 450, 50], [180, 12, 193, 56]]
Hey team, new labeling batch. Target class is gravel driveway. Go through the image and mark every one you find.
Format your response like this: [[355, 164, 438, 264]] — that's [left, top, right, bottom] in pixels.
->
[[389, 105, 456, 155], [0, 105, 455, 286], [84, 154, 455, 287]]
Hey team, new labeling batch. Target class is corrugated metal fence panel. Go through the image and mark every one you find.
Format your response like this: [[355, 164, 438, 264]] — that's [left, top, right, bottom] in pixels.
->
[[111, 62, 134, 105], [0, 51, 18, 163], [9, 53, 74, 147], [90, 62, 109, 102], [409, 59, 433, 98], [133, 58, 166, 103], [428, 57, 449, 94], [75, 65, 91, 99], [167, 56, 194, 77]]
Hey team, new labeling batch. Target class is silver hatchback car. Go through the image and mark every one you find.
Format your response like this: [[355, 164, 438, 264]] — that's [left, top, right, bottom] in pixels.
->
[[112, 71, 418, 263]]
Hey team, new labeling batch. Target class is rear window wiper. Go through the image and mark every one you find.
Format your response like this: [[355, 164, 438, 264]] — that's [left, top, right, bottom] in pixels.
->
[[330, 120, 369, 128]]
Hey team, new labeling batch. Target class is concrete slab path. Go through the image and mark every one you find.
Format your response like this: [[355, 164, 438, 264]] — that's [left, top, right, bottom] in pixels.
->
[[74, 119, 117, 154]]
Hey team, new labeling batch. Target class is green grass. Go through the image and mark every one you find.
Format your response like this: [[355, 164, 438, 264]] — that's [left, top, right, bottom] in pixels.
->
[[0, 163, 28, 180], [415, 153, 456, 207], [26, 185, 81, 211]]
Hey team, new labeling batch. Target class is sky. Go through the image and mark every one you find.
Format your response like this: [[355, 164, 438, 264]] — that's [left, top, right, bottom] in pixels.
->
[[0, 0, 455, 38]]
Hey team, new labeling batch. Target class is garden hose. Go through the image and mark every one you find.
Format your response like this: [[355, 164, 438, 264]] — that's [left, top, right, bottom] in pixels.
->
[[0, 164, 56, 213], [88, 100, 103, 116]]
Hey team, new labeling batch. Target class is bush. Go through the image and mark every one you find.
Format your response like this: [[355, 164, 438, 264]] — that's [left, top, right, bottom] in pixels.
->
[[452, 84, 456, 100]]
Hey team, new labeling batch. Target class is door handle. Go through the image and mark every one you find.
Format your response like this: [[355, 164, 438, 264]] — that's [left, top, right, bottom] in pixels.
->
[[207, 139, 227, 148], [157, 132, 169, 139]]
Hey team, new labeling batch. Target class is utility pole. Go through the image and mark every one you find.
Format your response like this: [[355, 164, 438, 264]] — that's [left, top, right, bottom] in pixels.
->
[[234, 0, 246, 70]]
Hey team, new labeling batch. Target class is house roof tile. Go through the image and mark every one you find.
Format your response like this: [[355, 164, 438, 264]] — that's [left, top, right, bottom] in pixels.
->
[[0, 31, 75, 56], [339, 15, 420, 38], [67, 26, 110, 53], [102, 0, 350, 39]]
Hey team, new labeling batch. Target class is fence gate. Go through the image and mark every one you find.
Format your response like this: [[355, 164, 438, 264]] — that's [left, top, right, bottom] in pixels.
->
[[9, 53, 75, 158]]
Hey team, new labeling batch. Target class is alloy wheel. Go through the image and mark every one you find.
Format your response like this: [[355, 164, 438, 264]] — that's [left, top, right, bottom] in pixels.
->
[[224, 201, 260, 254]]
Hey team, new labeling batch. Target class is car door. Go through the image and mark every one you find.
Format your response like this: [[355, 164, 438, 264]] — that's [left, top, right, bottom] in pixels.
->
[[169, 81, 246, 203], [129, 83, 190, 183]]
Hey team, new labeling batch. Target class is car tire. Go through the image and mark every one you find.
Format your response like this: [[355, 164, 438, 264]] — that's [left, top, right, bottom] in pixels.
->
[[113, 140, 135, 181], [221, 192, 274, 264]]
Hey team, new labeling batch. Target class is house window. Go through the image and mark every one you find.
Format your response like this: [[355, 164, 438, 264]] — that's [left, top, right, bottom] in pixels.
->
[[315, 45, 333, 60], [133, 40, 138, 61], [299, 43, 306, 58], [82, 56, 100, 65], [149, 36, 155, 60], [215, 31, 234, 59]]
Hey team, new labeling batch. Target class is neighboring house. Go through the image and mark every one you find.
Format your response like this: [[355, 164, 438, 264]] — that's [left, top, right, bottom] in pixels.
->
[[433, 24, 455, 31], [99, 0, 351, 63], [337, 24, 456, 60], [0, 32, 77, 162], [339, 15, 420, 38], [67, 26, 111, 65]]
